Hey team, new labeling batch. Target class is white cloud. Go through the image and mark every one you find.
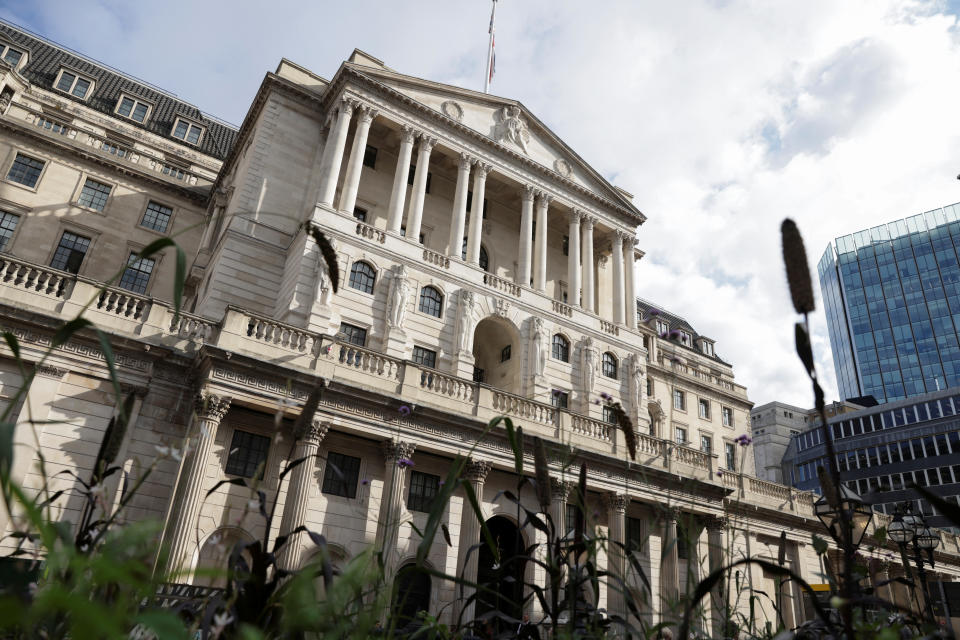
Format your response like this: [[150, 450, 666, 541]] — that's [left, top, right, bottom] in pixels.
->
[[8, 0, 960, 408]]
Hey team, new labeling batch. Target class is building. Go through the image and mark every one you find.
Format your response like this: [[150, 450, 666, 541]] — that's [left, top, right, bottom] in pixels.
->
[[782, 386, 960, 531], [2, 19, 960, 634], [819, 204, 960, 404]]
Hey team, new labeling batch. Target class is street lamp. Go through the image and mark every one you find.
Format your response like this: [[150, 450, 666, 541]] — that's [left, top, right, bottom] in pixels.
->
[[889, 504, 941, 623], [814, 484, 874, 549]]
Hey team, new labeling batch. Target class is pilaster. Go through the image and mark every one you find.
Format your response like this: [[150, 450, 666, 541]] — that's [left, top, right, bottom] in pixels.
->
[[276, 420, 330, 571]]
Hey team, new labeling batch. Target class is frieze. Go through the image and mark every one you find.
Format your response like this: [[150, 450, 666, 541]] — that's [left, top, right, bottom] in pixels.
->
[[34, 364, 67, 379], [211, 366, 311, 400], [0, 324, 150, 371]]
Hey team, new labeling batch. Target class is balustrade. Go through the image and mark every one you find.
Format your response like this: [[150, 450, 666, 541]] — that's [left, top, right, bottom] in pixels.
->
[[96, 288, 149, 320], [570, 414, 610, 441], [325, 340, 403, 381], [170, 312, 218, 343], [491, 390, 554, 425], [673, 444, 711, 470], [600, 319, 619, 336], [636, 432, 665, 457], [552, 300, 573, 317], [246, 314, 321, 354], [0, 257, 71, 298], [483, 272, 521, 297], [355, 221, 386, 244], [420, 368, 476, 402], [422, 248, 450, 269]]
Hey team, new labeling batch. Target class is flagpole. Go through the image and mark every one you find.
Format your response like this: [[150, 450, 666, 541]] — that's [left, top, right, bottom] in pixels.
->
[[484, 0, 497, 93]]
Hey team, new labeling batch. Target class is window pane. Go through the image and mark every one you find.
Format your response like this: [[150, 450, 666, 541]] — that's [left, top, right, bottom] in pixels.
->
[[4, 49, 22, 66], [552, 334, 569, 362], [418, 287, 442, 317], [0, 211, 19, 252], [339, 322, 367, 346], [348, 262, 376, 294], [72, 77, 90, 98], [50, 232, 90, 274], [117, 97, 134, 117], [141, 201, 173, 232], [57, 71, 76, 92], [602, 353, 617, 378], [408, 471, 440, 513], [132, 102, 149, 123], [187, 125, 202, 145], [322, 452, 361, 498], [7, 153, 45, 188], [78, 178, 111, 211], [119, 253, 155, 294], [224, 430, 271, 478], [412, 346, 436, 369], [173, 120, 189, 139]]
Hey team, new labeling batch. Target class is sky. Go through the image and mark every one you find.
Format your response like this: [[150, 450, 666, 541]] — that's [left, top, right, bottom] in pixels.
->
[[5, 0, 960, 409]]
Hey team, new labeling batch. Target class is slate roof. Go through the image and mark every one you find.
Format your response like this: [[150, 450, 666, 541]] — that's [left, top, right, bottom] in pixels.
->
[[636, 297, 730, 366], [0, 21, 238, 161]]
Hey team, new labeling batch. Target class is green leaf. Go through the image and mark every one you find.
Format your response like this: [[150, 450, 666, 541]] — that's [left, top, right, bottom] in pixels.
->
[[136, 609, 191, 638], [812, 534, 828, 555], [416, 456, 465, 564], [51, 317, 93, 350], [2, 332, 19, 359], [463, 481, 498, 564], [503, 417, 523, 476]]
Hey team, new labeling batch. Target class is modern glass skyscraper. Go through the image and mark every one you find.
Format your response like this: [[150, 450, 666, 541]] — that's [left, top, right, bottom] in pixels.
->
[[818, 203, 960, 404]]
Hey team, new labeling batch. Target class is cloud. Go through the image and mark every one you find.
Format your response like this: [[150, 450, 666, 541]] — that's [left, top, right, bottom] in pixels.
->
[[7, 0, 960, 409]]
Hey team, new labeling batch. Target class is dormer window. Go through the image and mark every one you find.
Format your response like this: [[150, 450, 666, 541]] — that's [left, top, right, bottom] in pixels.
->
[[171, 117, 204, 145], [115, 94, 152, 124], [656, 320, 669, 335], [678, 331, 692, 347], [55, 69, 93, 100], [0, 44, 24, 68]]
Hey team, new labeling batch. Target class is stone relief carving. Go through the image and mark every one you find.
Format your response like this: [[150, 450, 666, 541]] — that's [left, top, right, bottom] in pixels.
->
[[313, 237, 337, 308], [495, 297, 510, 317], [386, 264, 410, 329], [531, 317, 546, 378], [629, 353, 645, 414], [493, 105, 531, 154], [581, 336, 597, 395], [440, 100, 464, 122], [456, 290, 477, 354], [553, 158, 572, 178]]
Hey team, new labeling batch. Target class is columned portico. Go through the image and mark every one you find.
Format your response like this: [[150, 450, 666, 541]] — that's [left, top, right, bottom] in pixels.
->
[[611, 231, 626, 325], [466, 163, 490, 265], [376, 440, 416, 578], [568, 210, 582, 307], [166, 391, 231, 578], [337, 105, 377, 214], [387, 126, 416, 233], [518, 185, 535, 285], [624, 239, 637, 329], [605, 492, 629, 630], [448, 153, 473, 257], [533, 193, 551, 291], [276, 420, 330, 572], [582, 216, 596, 313], [317, 99, 354, 208], [404, 135, 436, 242], [456, 458, 492, 623]]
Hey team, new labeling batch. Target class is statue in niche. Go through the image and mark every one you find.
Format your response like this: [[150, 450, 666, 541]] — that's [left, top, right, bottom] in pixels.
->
[[456, 290, 477, 354], [531, 317, 546, 377], [494, 106, 531, 155], [387, 265, 410, 329], [313, 239, 336, 307], [581, 337, 597, 395], [629, 353, 645, 413]]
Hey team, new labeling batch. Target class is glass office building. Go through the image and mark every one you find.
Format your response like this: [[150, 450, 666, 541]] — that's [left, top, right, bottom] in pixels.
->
[[818, 203, 960, 403]]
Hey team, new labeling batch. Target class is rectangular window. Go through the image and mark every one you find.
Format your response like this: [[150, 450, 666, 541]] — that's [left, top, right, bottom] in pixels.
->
[[363, 145, 378, 169], [118, 253, 155, 294], [673, 389, 685, 411], [0, 211, 19, 252], [412, 345, 437, 369], [698, 398, 710, 420], [36, 117, 68, 135], [7, 153, 45, 188], [116, 96, 151, 123], [140, 201, 173, 233], [50, 231, 90, 274], [701, 435, 712, 453], [500, 344, 511, 362], [171, 118, 204, 145], [721, 407, 733, 427], [224, 430, 271, 478], [565, 503, 578, 534], [562, 235, 569, 256], [353, 206, 367, 223], [675, 427, 687, 445], [626, 516, 645, 553], [2, 46, 23, 66], [725, 443, 736, 470], [339, 322, 367, 346], [408, 470, 440, 513], [322, 451, 361, 499], [77, 178, 111, 212], [473, 366, 485, 383], [551, 389, 569, 409], [55, 70, 92, 99], [603, 405, 617, 424]]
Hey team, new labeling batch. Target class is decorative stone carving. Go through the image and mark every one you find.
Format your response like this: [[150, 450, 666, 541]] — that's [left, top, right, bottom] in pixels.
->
[[581, 336, 597, 395], [298, 419, 330, 444], [399, 125, 416, 145], [35, 364, 67, 379], [550, 478, 572, 501], [387, 264, 410, 329], [458, 152, 474, 171], [605, 492, 629, 513], [383, 439, 417, 462], [194, 391, 231, 421], [464, 458, 492, 482], [441, 100, 464, 122], [493, 106, 531, 154], [456, 290, 477, 354], [419, 135, 437, 154], [554, 158, 572, 178], [313, 234, 337, 307], [522, 184, 536, 203], [629, 353, 645, 414], [704, 515, 727, 531], [531, 317, 546, 377], [495, 297, 510, 317]]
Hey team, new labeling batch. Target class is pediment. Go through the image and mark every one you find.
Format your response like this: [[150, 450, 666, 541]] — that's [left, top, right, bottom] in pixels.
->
[[348, 66, 639, 216]]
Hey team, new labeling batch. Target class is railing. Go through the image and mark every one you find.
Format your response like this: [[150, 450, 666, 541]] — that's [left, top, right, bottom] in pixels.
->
[[636, 432, 665, 457], [420, 368, 476, 403], [422, 248, 450, 269], [355, 221, 386, 244], [245, 313, 321, 355], [748, 476, 794, 502], [0, 256, 72, 299], [85, 135, 136, 162], [491, 389, 555, 426], [570, 414, 610, 441], [552, 300, 573, 317], [96, 288, 150, 320], [326, 341, 403, 381], [673, 444, 711, 471], [483, 272, 521, 297], [600, 320, 620, 336], [170, 311, 218, 343]]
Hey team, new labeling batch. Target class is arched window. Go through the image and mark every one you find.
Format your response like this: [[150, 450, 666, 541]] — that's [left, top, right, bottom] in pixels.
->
[[348, 261, 376, 294], [392, 563, 432, 626], [461, 239, 490, 272], [602, 352, 618, 379], [552, 334, 569, 362], [418, 286, 443, 318]]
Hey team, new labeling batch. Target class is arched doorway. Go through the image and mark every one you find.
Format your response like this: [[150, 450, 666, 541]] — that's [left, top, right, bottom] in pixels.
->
[[392, 562, 432, 627], [471, 316, 521, 392], [476, 516, 525, 626]]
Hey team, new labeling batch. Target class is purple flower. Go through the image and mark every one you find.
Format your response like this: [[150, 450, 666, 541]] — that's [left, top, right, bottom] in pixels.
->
[[668, 330, 681, 339], [438, 480, 445, 487], [716, 470, 723, 477], [648, 309, 661, 316], [398, 405, 412, 417], [599, 392, 611, 401], [552, 390, 563, 397], [397, 458, 415, 469], [593, 399, 601, 405], [361, 478, 370, 486], [659, 332, 668, 339], [735, 434, 753, 447]]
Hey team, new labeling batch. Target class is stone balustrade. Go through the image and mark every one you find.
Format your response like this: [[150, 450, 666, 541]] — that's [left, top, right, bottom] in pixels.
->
[[570, 414, 610, 442], [482, 272, 521, 297], [96, 287, 150, 320], [422, 248, 450, 269], [355, 221, 386, 244], [490, 389, 555, 426], [600, 319, 619, 336], [0, 256, 72, 299], [420, 368, 476, 403], [552, 300, 573, 317]]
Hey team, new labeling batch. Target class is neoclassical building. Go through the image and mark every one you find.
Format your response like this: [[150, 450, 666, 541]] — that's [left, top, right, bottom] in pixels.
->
[[2, 20, 960, 635]]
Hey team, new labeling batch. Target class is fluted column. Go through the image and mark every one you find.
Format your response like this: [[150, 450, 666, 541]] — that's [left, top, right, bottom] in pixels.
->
[[404, 136, 436, 242], [456, 458, 492, 625], [624, 238, 637, 329], [317, 99, 354, 207], [705, 517, 725, 640], [582, 217, 596, 313], [606, 493, 629, 631], [568, 210, 583, 307], [337, 106, 377, 214], [276, 420, 330, 572], [466, 163, 490, 265], [518, 185, 535, 285], [376, 440, 416, 578], [547, 479, 571, 615], [660, 509, 680, 625], [165, 391, 231, 578], [611, 231, 625, 325], [448, 153, 473, 257], [387, 126, 416, 233], [533, 193, 551, 291]]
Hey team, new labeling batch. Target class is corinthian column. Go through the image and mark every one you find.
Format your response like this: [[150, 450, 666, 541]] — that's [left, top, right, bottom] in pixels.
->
[[404, 136, 436, 242], [317, 99, 355, 207], [337, 105, 377, 214], [448, 153, 473, 257], [605, 493, 629, 630], [582, 217, 596, 313], [533, 193, 551, 291], [466, 163, 491, 265], [456, 458, 492, 625], [165, 391, 231, 579], [568, 210, 583, 307], [624, 238, 637, 329], [387, 126, 416, 233], [660, 509, 680, 625], [518, 186, 535, 285], [276, 420, 330, 572], [705, 517, 726, 640], [611, 231, 625, 325], [376, 440, 416, 578]]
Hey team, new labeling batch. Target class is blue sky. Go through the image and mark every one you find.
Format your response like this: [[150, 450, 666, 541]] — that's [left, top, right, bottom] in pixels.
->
[[6, 0, 960, 408]]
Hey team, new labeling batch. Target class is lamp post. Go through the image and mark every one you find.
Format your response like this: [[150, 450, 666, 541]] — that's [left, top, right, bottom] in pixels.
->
[[888, 504, 941, 623], [813, 483, 874, 550]]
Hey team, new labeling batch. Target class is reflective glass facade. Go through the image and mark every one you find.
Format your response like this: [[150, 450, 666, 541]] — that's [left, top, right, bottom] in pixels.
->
[[819, 203, 960, 403]]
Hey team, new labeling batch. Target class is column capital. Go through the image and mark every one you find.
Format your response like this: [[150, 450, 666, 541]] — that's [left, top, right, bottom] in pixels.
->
[[582, 215, 596, 230], [463, 458, 492, 482], [550, 477, 572, 500], [661, 506, 679, 523], [522, 184, 536, 202], [458, 152, 475, 170], [475, 162, 492, 178], [420, 136, 438, 153], [298, 419, 331, 445], [383, 439, 417, 463], [570, 208, 585, 223], [399, 125, 417, 144], [703, 515, 727, 532], [605, 492, 629, 514], [356, 105, 378, 123], [537, 191, 553, 206], [195, 391, 231, 421], [614, 229, 628, 242], [337, 96, 355, 117]]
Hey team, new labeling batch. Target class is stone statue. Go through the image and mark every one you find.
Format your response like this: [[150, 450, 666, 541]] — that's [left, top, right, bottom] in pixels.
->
[[630, 353, 645, 413], [494, 106, 531, 154], [387, 265, 410, 329], [456, 290, 476, 354], [531, 317, 546, 377], [581, 337, 597, 395], [313, 242, 334, 307]]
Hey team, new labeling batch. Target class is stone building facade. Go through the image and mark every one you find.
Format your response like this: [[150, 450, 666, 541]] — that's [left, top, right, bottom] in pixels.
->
[[2, 21, 960, 634]]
